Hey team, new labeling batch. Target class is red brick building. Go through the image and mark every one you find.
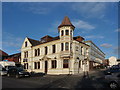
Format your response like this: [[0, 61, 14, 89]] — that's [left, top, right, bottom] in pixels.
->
[[3, 53, 21, 64]]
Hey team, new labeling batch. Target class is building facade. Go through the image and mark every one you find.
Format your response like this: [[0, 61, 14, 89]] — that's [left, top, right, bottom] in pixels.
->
[[109, 56, 118, 67], [21, 16, 105, 74], [85, 41, 105, 70]]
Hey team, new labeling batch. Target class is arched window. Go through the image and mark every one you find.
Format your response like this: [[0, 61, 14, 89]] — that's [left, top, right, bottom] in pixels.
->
[[25, 41, 27, 47], [66, 30, 69, 35], [65, 42, 69, 51], [52, 45, 56, 53], [45, 46, 48, 55], [61, 30, 64, 36], [38, 48, 40, 56], [35, 49, 37, 56]]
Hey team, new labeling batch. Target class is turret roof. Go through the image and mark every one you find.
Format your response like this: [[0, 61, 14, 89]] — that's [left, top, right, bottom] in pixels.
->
[[58, 16, 75, 29]]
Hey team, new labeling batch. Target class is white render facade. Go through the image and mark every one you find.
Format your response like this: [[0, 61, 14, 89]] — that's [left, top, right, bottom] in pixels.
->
[[21, 16, 105, 74]]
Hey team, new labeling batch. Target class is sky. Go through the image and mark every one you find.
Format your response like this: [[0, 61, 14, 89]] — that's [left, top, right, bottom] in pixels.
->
[[1, 2, 119, 59]]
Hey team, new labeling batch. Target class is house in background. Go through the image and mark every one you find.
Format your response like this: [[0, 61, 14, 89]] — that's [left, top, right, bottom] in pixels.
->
[[0, 50, 8, 61], [3, 53, 21, 64], [21, 16, 105, 75], [109, 56, 118, 67]]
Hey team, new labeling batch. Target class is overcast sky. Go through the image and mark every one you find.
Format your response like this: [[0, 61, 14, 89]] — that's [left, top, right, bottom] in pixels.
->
[[2, 2, 119, 59]]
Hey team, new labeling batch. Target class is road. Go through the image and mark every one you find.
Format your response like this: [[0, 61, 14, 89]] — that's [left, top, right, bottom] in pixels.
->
[[1, 70, 111, 90]]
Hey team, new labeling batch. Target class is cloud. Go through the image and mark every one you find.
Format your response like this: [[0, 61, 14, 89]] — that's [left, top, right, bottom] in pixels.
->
[[2, 32, 24, 49], [72, 19, 95, 30], [48, 21, 60, 35], [15, 2, 56, 14], [71, 2, 107, 18], [115, 28, 120, 32], [100, 43, 112, 48], [84, 35, 104, 39]]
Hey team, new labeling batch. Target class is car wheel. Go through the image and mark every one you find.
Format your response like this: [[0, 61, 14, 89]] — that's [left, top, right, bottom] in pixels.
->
[[109, 82, 119, 89], [15, 75, 19, 78], [7, 74, 10, 77]]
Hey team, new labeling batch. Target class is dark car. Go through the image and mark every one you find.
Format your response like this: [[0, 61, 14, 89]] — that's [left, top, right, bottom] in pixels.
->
[[104, 67, 120, 75], [105, 72, 120, 89], [7, 67, 30, 78]]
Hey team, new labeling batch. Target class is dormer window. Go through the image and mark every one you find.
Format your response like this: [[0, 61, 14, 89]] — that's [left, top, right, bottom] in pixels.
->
[[66, 30, 69, 35], [25, 41, 27, 47]]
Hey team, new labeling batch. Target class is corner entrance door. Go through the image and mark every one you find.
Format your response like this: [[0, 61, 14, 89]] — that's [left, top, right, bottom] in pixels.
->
[[45, 61, 48, 74]]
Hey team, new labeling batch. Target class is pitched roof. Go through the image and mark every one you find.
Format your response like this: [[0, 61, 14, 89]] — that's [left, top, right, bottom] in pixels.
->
[[27, 36, 60, 47], [27, 38, 41, 46], [58, 16, 75, 29], [0, 50, 8, 57]]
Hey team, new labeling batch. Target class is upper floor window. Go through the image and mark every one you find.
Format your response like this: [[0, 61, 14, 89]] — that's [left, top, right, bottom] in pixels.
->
[[35, 49, 37, 56], [63, 59, 69, 68], [38, 48, 40, 56], [45, 46, 48, 55], [34, 62, 40, 69], [51, 60, 57, 68], [24, 51, 28, 58], [66, 30, 69, 35], [61, 30, 64, 36], [81, 46, 83, 55], [52, 45, 56, 53], [70, 30, 72, 36], [25, 41, 27, 47], [65, 42, 69, 51], [61, 43, 64, 51]]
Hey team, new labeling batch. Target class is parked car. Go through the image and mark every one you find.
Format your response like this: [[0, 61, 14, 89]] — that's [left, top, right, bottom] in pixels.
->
[[0, 68, 7, 76], [104, 67, 120, 75], [105, 72, 120, 89], [7, 67, 30, 78]]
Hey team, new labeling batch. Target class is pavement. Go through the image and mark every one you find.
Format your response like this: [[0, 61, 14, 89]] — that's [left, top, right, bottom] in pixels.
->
[[1, 69, 111, 90]]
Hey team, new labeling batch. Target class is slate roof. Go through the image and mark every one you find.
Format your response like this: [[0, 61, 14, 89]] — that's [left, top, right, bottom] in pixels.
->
[[27, 38, 41, 46]]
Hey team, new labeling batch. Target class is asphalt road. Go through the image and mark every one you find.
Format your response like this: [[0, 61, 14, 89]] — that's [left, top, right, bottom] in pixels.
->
[[1, 70, 111, 90]]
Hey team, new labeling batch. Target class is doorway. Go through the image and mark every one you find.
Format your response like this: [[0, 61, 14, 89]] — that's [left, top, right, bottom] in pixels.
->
[[45, 61, 48, 74]]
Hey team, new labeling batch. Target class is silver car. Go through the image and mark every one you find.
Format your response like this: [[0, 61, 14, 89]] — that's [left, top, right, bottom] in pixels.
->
[[105, 72, 120, 89], [0, 68, 7, 76]]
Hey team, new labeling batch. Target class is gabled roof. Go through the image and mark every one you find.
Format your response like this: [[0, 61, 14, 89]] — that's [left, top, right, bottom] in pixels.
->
[[58, 16, 75, 29], [0, 50, 8, 57], [27, 38, 41, 46]]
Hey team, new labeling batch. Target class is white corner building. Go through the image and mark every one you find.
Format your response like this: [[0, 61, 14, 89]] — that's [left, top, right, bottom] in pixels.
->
[[21, 16, 105, 75], [109, 56, 118, 67]]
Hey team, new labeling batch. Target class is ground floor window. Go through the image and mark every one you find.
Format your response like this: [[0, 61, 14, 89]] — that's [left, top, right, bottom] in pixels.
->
[[24, 63, 28, 69], [63, 59, 69, 68], [34, 62, 40, 69], [79, 60, 81, 68], [51, 60, 57, 68]]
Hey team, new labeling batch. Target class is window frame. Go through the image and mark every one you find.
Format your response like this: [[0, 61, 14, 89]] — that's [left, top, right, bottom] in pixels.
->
[[66, 30, 69, 35], [51, 60, 57, 68], [63, 59, 69, 68]]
